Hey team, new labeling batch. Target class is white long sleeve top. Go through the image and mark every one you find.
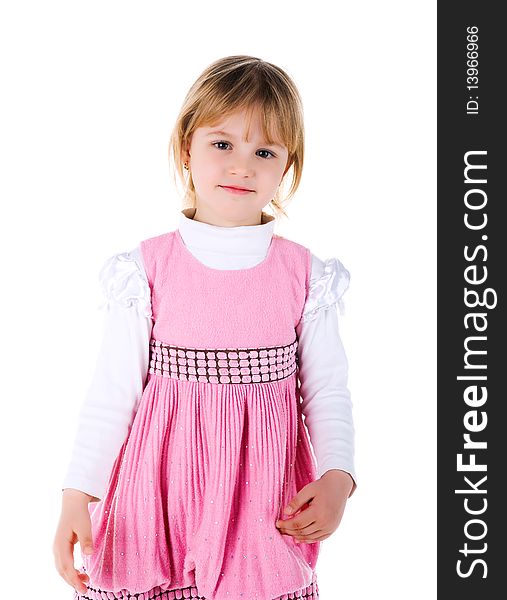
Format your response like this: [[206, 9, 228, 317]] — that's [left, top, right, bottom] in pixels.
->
[[62, 208, 357, 501]]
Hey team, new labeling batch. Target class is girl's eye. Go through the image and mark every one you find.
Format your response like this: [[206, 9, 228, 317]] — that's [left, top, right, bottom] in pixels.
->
[[211, 142, 276, 159], [257, 149, 275, 159], [212, 141, 230, 150]]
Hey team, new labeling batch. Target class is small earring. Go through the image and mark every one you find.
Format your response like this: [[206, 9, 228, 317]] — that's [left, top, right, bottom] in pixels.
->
[[184, 161, 189, 170]]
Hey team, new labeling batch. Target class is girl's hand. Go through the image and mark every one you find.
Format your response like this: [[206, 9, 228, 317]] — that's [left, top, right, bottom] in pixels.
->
[[275, 469, 354, 543], [52, 489, 96, 595]]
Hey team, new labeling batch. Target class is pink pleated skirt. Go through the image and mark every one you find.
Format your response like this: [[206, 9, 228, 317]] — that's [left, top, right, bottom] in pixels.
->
[[75, 338, 320, 600]]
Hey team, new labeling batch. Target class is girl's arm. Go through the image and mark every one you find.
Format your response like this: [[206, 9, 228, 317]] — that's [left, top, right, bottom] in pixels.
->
[[296, 254, 357, 497], [61, 247, 153, 502]]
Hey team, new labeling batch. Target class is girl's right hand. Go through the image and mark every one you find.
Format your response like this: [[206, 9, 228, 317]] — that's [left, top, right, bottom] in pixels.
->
[[53, 489, 96, 595]]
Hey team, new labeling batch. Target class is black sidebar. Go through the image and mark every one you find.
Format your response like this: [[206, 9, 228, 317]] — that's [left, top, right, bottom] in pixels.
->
[[438, 2, 505, 597]]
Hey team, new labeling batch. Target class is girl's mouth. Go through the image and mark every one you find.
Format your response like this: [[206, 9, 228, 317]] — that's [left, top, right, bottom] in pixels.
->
[[220, 185, 253, 195]]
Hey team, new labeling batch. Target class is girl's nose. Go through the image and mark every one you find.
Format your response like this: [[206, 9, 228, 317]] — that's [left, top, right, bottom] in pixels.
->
[[228, 156, 254, 176]]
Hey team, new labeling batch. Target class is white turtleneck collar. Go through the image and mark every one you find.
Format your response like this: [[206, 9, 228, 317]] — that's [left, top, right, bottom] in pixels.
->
[[178, 207, 276, 270]]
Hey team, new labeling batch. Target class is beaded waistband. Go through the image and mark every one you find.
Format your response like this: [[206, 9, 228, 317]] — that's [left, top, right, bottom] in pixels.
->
[[148, 338, 299, 384]]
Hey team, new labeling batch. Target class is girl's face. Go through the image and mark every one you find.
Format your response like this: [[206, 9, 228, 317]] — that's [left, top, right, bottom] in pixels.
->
[[184, 108, 289, 226]]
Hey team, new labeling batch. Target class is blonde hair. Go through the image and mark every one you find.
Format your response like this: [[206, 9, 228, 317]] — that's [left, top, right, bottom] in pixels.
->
[[169, 55, 305, 220]]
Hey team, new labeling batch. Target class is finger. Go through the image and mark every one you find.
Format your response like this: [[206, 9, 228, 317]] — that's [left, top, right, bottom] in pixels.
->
[[69, 569, 90, 595], [276, 510, 317, 533], [301, 532, 330, 543], [278, 522, 318, 538], [72, 569, 90, 595], [293, 523, 323, 539], [277, 501, 314, 522], [58, 560, 90, 595], [56, 538, 90, 595], [293, 524, 326, 540], [76, 520, 95, 556], [78, 534, 94, 556], [77, 571, 91, 590], [283, 499, 312, 518], [284, 487, 316, 516]]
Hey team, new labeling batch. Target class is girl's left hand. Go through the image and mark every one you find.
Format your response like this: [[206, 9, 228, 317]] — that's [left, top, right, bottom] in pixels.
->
[[275, 469, 354, 543]]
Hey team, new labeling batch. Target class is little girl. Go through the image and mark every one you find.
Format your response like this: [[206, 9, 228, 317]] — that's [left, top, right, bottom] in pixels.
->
[[53, 55, 357, 600]]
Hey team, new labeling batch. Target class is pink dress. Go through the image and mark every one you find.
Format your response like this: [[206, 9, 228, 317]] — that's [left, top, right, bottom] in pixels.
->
[[76, 228, 320, 600]]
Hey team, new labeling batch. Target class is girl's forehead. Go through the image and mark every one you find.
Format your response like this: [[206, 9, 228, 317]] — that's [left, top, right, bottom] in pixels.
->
[[203, 110, 260, 129], [196, 112, 284, 145]]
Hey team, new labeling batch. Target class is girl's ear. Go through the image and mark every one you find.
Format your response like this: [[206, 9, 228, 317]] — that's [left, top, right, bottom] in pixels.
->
[[181, 140, 191, 164]]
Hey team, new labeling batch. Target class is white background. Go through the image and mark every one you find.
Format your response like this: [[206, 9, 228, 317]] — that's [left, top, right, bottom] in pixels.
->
[[0, 1, 436, 598]]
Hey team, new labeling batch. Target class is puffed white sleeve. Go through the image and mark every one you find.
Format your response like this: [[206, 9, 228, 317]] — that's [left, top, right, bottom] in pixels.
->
[[296, 253, 357, 497], [61, 247, 153, 502]]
